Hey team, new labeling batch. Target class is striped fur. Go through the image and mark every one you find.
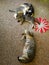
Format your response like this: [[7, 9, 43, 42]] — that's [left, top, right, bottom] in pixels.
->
[[18, 30, 36, 63]]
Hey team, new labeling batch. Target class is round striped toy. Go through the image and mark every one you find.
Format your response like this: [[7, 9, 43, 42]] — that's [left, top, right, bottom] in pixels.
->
[[34, 17, 49, 33]]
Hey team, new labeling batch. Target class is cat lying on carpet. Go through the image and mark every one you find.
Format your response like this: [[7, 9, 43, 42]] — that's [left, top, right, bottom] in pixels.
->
[[9, 3, 39, 63], [18, 30, 36, 63], [9, 3, 40, 25]]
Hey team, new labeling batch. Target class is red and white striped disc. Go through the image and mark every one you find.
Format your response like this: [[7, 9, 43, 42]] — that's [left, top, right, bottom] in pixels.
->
[[34, 17, 49, 33]]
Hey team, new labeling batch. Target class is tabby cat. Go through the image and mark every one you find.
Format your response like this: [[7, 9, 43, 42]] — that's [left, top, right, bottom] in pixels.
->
[[18, 30, 36, 63]]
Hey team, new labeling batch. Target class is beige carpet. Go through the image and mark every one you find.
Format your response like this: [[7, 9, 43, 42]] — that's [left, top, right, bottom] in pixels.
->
[[0, 0, 49, 65]]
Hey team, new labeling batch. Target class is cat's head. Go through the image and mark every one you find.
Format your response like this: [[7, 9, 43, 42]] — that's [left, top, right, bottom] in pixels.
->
[[13, 3, 34, 24], [9, 3, 34, 20]]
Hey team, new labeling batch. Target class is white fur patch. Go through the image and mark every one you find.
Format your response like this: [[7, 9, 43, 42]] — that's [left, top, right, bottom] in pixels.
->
[[25, 29, 28, 34], [19, 57, 25, 60], [20, 4, 26, 7], [13, 13, 17, 19], [23, 7, 29, 15], [28, 10, 31, 12], [20, 4, 29, 15], [23, 48, 28, 58]]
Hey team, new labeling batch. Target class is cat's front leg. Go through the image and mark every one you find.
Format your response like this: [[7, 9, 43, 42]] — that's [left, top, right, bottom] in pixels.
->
[[21, 32, 26, 42], [20, 15, 25, 25]]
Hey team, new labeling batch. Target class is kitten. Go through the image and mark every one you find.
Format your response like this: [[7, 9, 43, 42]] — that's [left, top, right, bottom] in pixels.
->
[[18, 30, 36, 63], [9, 3, 35, 24]]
